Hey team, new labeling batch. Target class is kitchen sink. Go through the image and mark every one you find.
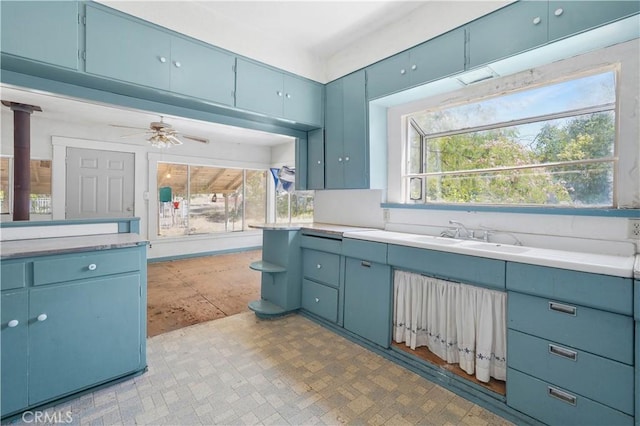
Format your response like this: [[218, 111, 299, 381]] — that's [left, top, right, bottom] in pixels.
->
[[414, 236, 462, 245], [462, 242, 531, 254]]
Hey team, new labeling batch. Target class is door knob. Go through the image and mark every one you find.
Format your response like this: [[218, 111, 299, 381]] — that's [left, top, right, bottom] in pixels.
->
[[37, 314, 48, 322], [8, 319, 19, 328], [173, 61, 181, 68], [554, 8, 563, 16], [159, 56, 167, 63]]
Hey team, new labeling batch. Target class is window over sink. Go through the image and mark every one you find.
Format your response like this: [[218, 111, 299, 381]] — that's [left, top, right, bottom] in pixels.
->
[[403, 71, 617, 208]]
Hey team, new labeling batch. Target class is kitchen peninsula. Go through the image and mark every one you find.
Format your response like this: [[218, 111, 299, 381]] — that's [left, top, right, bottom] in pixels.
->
[[1, 218, 148, 420]]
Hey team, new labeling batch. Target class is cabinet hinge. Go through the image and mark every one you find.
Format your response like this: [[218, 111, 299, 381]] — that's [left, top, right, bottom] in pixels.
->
[[82, 51, 86, 61], [232, 64, 236, 73], [231, 90, 235, 99], [82, 15, 86, 25]]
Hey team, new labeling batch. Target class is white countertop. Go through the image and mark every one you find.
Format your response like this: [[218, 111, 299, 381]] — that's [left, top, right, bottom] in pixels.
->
[[1, 233, 148, 259], [343, 230, 636, 278], [249, 222, 376, 235]]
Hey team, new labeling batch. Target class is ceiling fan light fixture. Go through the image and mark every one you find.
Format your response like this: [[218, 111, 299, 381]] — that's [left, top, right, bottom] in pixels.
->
[[147, 133, 182, 149]]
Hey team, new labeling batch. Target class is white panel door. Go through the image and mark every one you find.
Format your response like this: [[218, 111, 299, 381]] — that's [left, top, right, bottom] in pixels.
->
[[66, 148, 134, 218]]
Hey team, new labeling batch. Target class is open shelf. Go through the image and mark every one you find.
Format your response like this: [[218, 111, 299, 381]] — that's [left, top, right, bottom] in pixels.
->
[[248, 299, 289, 319], [249, 260, 286, 273]]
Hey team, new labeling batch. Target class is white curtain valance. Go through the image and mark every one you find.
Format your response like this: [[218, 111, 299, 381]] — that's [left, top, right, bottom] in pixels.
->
[[393, 270, 506, 383]]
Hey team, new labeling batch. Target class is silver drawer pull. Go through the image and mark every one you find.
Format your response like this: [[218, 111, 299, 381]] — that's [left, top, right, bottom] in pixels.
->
[[316, 264, 321, 269], [549, 301, 576, 316], [314, 297, 319, 303], [8, 319, 19, 328], [361, 261, 371, 268], [549, 344, 577, 361], [548, 386, 576, 406], [88, 263, 97, 271]]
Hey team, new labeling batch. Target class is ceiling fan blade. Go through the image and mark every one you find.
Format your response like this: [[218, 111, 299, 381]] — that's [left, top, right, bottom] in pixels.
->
[[167, 134, 183, 145], [182, 134, 209, 144], [109, 124, 148, 130]]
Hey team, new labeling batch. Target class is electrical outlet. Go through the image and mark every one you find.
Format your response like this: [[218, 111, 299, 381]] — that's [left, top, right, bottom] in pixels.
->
[[628, 219, 640, 239]]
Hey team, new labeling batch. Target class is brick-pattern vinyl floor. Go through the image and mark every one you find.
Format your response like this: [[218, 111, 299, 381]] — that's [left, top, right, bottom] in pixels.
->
[[6, 313, 513, 426]]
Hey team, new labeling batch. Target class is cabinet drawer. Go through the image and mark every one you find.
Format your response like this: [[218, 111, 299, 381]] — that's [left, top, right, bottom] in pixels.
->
[[508, 329, 633, 414], [342, 239, 387, 264], [1, 261, 27, 290], [507, 368, 632, 426], [388, 244, 505, 289], [506, 262, 633, 315], [508, 292, 633, 364], [300, 234, 341, 253], [302, 279, 338, 323], [303, 249, 340, 286], [33, 247, 141, 286]]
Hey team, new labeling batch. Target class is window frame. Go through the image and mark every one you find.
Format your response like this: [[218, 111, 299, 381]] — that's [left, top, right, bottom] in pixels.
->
[[402, 90, 618, 209], [156, 161, 267, 237], [0, 156, 53, 216]]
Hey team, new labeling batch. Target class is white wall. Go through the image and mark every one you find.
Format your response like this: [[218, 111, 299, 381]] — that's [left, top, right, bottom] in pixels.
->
[[0, 112, 293, 259]]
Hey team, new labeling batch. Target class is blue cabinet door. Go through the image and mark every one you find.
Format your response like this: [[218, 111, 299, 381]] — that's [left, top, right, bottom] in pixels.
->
[[85, 5, 171, 90], [344, 257, 392, 347], [467, 1, 548, 69], [283, 75, 323, 125], [28, 274, 142, 405], [325, 78, 345, 189], [1, 291, 28, 417], [235, 59, 284, 119], [366, 51, 410, 100], [548, 1, 640, 41], [326, 70, 368, 189], [307, 129, 325, 189], [1, 1, 79, 70], [342, 70, 368, 189], [170, 37, 235, 106], [410, 28, 465, 86]]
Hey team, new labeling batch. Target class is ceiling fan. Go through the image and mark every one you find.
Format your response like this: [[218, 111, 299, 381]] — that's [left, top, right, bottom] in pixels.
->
[[110, 116, 209, 148]]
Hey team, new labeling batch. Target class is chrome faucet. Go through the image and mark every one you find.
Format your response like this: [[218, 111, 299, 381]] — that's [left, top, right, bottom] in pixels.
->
[[448, 220, 472, 239]]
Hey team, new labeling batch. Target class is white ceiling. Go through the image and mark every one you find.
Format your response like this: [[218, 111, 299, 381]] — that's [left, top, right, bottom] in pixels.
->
[[191, 1, 429, 59]]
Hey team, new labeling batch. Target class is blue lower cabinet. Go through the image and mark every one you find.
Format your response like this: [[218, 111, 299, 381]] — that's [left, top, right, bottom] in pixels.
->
[[1, 242, 147, 419], [508, 291, 633, 364], [508, 329, 634, 415], [302, 249, 341, 286], [343, 258, 392, 347], [28, 274, 142, 405], [302, 279, 338, 323], [1, 291, 28, 417], [507, 368, 633, 425]]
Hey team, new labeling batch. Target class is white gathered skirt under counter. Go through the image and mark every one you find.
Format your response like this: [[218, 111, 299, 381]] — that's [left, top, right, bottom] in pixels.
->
[[393, 270, 507, 383]]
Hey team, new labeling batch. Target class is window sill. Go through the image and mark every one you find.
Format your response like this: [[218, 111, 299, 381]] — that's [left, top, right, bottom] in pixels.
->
[[381, 203, 640, 218]]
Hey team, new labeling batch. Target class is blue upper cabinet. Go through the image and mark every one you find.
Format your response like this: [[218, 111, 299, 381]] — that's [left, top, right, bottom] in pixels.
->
[[169, 37, 235, 106], [366, 28, 465, 100], [325, 70, 368, 189], [235, 59, 323, 127], [85, 5, 234, 106], [284, 75, 323, 125], [0, 1, 79, 70], [466, 1, 548, 70], [366, 52, 410, 100], [86, 6, 172, 92], [235, 59, 283, 118], [307, 129, 325, 190], [548, 1, 640, 41]]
